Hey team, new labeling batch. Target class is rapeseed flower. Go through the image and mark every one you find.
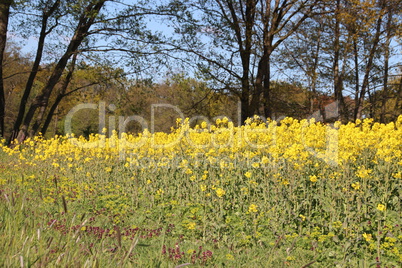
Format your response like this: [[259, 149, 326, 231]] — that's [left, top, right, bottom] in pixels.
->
[[248, 204, 258, 213], [351, 182, 360, 190], [215, 188, 225, 198], [377, 204, 386, 211], [363, 233, 372, 242], [309, 175, 318, 183], [187, 222, 196, 230]]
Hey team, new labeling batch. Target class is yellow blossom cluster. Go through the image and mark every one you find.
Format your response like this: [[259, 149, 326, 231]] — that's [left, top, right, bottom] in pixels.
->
[[3, 116, 402, 171]]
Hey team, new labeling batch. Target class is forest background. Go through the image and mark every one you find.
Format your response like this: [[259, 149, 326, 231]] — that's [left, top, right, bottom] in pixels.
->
[[0, 0, 401, 143]]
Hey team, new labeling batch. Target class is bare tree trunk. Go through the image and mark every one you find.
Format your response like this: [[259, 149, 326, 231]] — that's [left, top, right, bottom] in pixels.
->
[[380, 8, 392, 123], [355, 3, 384, 120], [319, 98, 326, 123], [240, 93, 251, 123], [0, 0, 12, 139], [263, 59, 272, 118], [352, 38, 359, 121], [282, 19, 322, 117], [310, 24, 321, 116], [254, 53, 267, 118], [8, 0, 60, 144], [333, 0, 345, 123]]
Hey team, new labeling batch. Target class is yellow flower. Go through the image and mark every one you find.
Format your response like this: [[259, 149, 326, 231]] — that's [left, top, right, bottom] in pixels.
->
[[52, 162, 59, 168], [105, 167, 112, 173], [299, 214, 306, 221], [332, 221, 342, 228], [215, 188, 225, 198], [363, 233, 372, 242], [251, 162, 260, 168], [187, 222, 196, 230], [248, 204, 258, 213], [309, 175, 318, 183], [393, 172, 402, 179], [377, 204, 386, 211], [286, 256, 295, 261], [156, 188, 164, 195], [351, 182, 360, 190], [226, 254, 234, 260], [244, 171, 252, 178], [356, 166, 372, 179]]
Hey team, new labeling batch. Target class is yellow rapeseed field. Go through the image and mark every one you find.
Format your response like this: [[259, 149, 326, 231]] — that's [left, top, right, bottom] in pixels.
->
[[1, 116, 402, 266]]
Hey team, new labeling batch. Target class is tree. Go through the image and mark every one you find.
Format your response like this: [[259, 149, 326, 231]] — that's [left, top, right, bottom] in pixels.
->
[[5, 0, 160, 143], [8, 0, 61, 143], [255, 0, 322, 119], [14, 0, 107, 142], [106, 73, 238, 133], [275, 0, 402, 122], [278, 16, 328, 117], [153, 73, 238, 130], [160, 0, 322, 123], [339, 0, 401, 120], [2, 43, 32, 137], [332, 0, 346, 122], [0, 0, 12, 138], [354, 0, 386, 119], [378, 0, 401, 122]]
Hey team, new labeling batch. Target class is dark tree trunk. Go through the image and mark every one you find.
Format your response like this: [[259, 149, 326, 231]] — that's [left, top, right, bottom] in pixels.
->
[[333, 0, 345, 123], [0, 0, 12, 139], [310, 25, 321, 116], [225, 0, 256, 124], [240, 94, 251, 123], [355, 3, 384, 120], [263, 59, 271, 119], [353, 38, 359, 122], [259, 0, 315, 120], [380, 8, 392, 123], [253, 53, 267, 118]]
